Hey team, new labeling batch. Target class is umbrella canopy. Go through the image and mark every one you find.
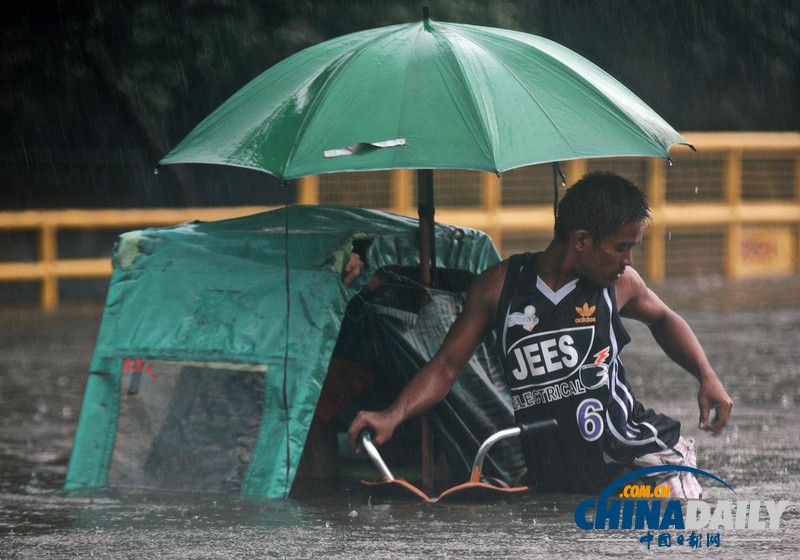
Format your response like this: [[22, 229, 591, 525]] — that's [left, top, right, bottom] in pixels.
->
[[159, 15, 691, 178]]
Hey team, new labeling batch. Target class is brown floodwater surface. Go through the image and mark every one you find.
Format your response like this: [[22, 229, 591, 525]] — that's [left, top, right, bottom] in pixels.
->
[[1, 277, 799, 558]]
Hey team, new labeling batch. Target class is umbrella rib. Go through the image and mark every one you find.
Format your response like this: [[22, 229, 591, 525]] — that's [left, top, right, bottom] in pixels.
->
[[428, 25, 501, 171]]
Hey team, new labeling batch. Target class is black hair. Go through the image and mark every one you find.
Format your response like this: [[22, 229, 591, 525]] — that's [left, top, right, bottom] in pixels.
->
[[554, 171, 651, 242]]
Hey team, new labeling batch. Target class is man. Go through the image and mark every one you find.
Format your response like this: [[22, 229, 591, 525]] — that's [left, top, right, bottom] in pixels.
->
[[348, 172, 732, 496]]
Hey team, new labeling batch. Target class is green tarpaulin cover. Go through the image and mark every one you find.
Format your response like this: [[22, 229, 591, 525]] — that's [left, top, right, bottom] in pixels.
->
[[65, 205, 505, 498]]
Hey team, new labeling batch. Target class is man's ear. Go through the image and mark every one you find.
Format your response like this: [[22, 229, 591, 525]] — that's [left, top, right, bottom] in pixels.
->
[[572, 229, 592, 252]]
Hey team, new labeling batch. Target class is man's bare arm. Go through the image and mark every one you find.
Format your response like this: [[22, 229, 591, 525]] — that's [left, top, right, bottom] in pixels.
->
[[347, 262, 507, 448], [617, 268, 733, 435]]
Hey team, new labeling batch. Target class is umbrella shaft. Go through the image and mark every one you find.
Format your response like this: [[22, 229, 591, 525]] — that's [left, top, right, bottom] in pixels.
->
[[417, 169, 436, 289], [417, 168, 436, 491]]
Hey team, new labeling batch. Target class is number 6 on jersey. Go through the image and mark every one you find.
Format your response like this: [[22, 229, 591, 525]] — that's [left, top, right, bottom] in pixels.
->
[[577, 398, 604, 441]]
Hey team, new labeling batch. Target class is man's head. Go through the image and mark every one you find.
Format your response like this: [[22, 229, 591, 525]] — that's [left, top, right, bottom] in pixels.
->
[[554, 171, 651, 243]]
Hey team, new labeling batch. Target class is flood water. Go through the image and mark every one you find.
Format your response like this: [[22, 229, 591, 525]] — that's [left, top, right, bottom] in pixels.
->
[[1, 277, 799, 559]]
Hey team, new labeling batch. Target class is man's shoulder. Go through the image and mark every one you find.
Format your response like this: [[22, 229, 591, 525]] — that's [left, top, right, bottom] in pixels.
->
[[476, 259, 510, 288], [499, 251, 541, 279], [467, 259, 513, 316], [615, 266, 659, 315], [479, 251, 534, 283]]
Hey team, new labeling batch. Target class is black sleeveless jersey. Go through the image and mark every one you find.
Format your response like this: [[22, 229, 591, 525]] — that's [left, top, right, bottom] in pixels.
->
[[494, 253, 680, 492]]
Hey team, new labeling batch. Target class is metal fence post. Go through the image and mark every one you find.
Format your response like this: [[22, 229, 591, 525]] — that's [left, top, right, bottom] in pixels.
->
[[297, 176, 320, 205], [725, 149, 743, 279], [647, 158, 667, 283], [39, 221, 58, 311], [481, 172, 501, 253]]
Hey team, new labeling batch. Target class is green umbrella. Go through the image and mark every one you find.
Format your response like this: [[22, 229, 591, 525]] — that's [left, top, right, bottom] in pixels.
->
[[160, 14, 690, 177]]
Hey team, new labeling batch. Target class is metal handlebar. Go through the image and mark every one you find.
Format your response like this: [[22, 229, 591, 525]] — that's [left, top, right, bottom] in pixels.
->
[[360, 430, 395, 481]]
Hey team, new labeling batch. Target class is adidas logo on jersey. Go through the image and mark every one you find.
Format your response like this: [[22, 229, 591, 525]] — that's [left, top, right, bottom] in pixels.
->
[[575, 303, 597, 324]]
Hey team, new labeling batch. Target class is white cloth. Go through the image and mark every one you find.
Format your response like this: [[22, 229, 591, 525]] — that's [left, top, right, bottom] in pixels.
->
[[632, 436, 702, 499]]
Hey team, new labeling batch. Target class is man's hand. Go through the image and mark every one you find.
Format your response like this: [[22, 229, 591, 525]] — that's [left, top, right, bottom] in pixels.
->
[[343, 252, 365, 287], [348, 409, 400, 451], [697, 372, 733, 435]]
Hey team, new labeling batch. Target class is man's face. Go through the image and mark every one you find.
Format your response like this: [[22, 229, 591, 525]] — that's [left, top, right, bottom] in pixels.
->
[[578, 220, 645, 286]]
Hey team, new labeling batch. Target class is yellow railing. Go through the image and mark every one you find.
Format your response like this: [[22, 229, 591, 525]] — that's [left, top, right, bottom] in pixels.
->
[[2, 132, 799, 310], [299, 131, 800, 282], [0, 207, 273, 310]]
